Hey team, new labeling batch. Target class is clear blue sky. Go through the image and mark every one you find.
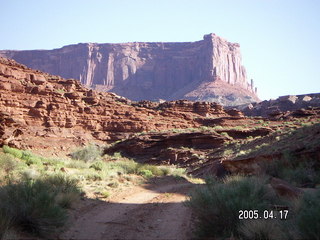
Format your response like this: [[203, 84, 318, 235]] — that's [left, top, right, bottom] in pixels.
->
[[1, 0, 319, 100]]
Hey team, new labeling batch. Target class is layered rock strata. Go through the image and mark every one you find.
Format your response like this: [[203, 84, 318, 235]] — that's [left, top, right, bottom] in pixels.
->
[[0, 34, 258, 105], [243, 93, 320, 117], [0, 57, 238, 153]]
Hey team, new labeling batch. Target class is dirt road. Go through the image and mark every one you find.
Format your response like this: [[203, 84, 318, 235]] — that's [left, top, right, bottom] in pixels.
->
[[59, 178, 194, 240]]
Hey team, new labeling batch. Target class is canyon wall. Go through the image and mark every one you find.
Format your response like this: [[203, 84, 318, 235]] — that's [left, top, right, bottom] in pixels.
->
[[0, 33, 258, 105], [0, 57, 238, 153]]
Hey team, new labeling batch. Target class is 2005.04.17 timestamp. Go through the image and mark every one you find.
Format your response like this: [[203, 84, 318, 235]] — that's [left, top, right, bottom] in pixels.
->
[[239, 210, 289, 220]]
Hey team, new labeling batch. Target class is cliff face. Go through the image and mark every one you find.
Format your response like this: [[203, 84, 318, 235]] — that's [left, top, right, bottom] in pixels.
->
[[0, 57, 238, 153], [0, 33, 258, 105]]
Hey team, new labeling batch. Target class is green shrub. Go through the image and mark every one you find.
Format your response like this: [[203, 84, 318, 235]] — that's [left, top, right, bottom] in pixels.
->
[[159, 166, 171, 176], [42, 174, 81, 198], [138, 169, 154, 178], [0, 180, 67, 237], [222, 149, 234, 157], [107, 180, 119, 188], [171, 168, 186, 178], [90, 161, 105, 171], [20, 169, 40, 180], [0, 174, 81, 237], [55, 191, 80, 209], [186, 176, 280, 238], [85, 171, 103, 181], [262, 153, 320, 187], [137, 164, 163, 177], [282, 167, 318, 187], [2, 146, 46, 166], [42, 158, 65, 167], [105, 160, 186, 179], [100, 190, 110, 198], [65, 159, 88, 169], [238, 219, 287, 240], [2, 145, 23, 159], [220, 132, 231, 138], [70, 144, 102, 162], [0, 153, 18, 174], [296, 190, 320, 239], [108, 159, 138, 174], [21, 151, 42, 165], [112, 152, 123, 159], [0, 211, 13, 240]]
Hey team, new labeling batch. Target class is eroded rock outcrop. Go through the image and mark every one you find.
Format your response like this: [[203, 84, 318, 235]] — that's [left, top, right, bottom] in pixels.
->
[[0, 57, 238, 154], [0, 34, 258, 105], [243, 93, 320, 117], [104, 131, 229, 164]]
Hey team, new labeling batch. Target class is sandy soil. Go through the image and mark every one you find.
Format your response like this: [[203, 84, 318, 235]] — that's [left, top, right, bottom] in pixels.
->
[[59, 177, 195, 240]]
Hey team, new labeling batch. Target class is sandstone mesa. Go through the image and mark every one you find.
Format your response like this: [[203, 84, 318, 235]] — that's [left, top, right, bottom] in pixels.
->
[[0, 33, 258, 106]]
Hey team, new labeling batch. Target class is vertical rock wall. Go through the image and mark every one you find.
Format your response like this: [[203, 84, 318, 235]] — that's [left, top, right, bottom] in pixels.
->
[[0, 33, 257, 102]]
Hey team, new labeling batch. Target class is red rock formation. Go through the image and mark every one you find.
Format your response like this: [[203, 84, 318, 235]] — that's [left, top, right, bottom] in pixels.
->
[[243, 93, 320, 117], [104, 131, 228, 163], [0, 57, 237, 153], [0, 34, 258, 105]]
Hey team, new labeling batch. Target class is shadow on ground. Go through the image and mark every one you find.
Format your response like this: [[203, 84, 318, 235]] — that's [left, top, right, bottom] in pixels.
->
[[57, 176, 200, 240]]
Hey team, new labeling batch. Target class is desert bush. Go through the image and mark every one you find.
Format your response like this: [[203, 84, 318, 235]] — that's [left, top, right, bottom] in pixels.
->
[[295, 190, 320, 240], [171, 168, 186, 178], [104, 151, 124, 160], [65, 159, 88, 169], [108, 159, 138, 174], [2, 145, 23, 159], [0, 174, 81, 237], [220, 132, 231, 138], [90, 160, 105, 171], [186, 175, 280, 238], [238, 219, 287, 240], [138, 169, 153, 178], [282, 167, 318, 187], [55, 191, 80, 209], [85, 171, 103, 181], [262, 152, 319, 187], [137, 164, 164, 176], [106, 160, 182, 179], [222, 149, 234, 157], [22, 153, 42, 165], [41, 157, 65, 167], [159, 166, 171, 176], [102, 158, 186, 180], [111, 160, 187, 179], [0, 180, 67, 237], [70, 144, 102, 162], [0, 153, 18, 175], [107, 180, 119, 188], [2, 146, 46, 166], [100, 190, 110, 198], [0, 212, 13, 240], [45, 174, 78, 189], [20, 169, 40, 181], [113, 152, 123, 159]]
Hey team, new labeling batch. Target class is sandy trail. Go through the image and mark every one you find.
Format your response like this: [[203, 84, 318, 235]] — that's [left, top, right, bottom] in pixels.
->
[[59, 178, 194, 240]]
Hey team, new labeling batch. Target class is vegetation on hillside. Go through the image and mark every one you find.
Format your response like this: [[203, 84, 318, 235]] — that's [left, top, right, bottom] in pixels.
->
[[185, 120, 320, 239], [0, 145, 187, 239], [1, 116, 319, 239], [186, 175, 320, 239]]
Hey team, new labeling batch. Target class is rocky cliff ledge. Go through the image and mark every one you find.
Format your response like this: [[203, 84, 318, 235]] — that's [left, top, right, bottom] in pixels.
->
[[0, 34, 258, 105], [0, 57, 241, 154], [243, 93, 320, 117]]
